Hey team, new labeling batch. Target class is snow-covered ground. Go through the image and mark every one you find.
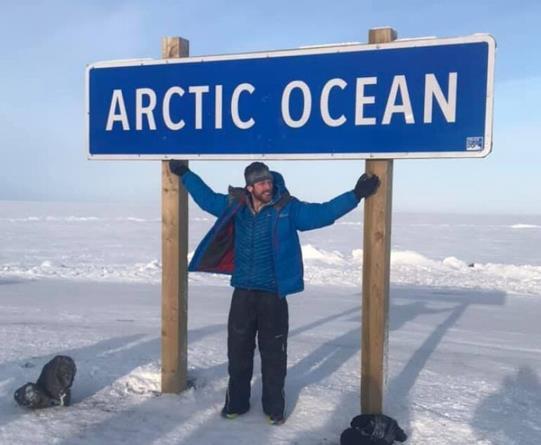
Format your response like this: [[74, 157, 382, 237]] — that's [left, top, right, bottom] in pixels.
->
[[1, 201, 540, 444]]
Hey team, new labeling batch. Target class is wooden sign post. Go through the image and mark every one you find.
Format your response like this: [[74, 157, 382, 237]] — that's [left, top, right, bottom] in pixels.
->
[[361, 27, 397, 413], [161, 37, 190, 393]]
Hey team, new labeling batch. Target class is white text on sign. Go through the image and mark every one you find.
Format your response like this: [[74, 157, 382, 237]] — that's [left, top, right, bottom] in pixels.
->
[[105, 73, 458, 132]]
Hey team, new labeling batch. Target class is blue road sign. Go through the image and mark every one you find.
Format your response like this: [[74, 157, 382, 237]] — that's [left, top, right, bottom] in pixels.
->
[[86, 35, 495, 160]]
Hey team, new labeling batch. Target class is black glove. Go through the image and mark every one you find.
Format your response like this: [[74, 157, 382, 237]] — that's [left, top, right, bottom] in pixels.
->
[[343, 414, 407, 444], [354, 173, 380, 201], [169, 160, 189, 177]]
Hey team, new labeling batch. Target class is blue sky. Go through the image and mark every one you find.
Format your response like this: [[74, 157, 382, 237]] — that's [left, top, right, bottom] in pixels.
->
[[0, 0, 539, 214]]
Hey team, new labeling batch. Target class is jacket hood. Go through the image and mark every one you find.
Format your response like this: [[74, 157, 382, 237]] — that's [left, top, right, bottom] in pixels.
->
[[270, 171, 288, 202]]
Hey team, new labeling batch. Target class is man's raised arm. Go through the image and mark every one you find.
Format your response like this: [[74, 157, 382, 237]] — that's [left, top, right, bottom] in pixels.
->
[[169, 161, 228, 218], [292, 173, 380, 231]]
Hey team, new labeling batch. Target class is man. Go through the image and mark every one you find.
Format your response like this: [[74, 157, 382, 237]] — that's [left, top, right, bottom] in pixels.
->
[[169, 161, 380, 425]]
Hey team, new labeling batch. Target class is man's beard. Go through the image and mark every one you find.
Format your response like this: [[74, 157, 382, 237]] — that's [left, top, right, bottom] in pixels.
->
[[252, 189, 273, 204]]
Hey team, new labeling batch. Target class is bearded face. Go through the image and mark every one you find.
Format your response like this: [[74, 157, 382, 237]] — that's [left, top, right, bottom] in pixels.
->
[[248, 179, 273, 205]]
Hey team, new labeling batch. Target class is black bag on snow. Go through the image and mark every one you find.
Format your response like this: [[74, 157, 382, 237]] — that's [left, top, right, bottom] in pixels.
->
[[14, 355, 76, 409], [340, 414, 407, 445]]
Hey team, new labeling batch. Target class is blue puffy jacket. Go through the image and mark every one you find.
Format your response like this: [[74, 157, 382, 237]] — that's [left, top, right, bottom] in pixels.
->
[[182, 170, 359, 298]]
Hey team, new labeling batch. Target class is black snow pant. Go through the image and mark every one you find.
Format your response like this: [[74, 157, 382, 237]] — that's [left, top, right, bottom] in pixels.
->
[[224, 288, 289, 417]]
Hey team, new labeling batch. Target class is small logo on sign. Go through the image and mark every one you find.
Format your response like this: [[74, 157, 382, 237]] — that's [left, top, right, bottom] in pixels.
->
[[466, 137, 483, 151]]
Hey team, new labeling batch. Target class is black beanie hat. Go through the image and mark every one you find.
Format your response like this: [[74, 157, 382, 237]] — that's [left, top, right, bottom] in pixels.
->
[[244, 162, 273, 186]]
